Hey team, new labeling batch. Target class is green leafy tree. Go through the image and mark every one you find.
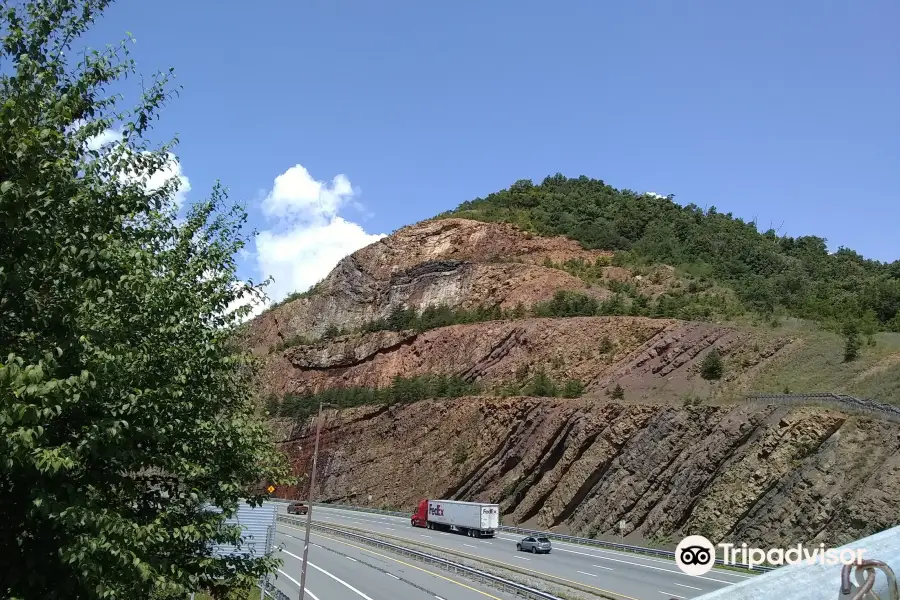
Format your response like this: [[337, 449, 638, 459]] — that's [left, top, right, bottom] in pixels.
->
[[0, 2, 290, 598], [524, 369, 558, 397], [534, 290, 599, 317], [700, 348, 724, 380], [443, 175, 900, 331], [598, 336, 615, 355], [610, 383, 625, 400], [843, 320, 862, 362], [562, 379, 584, 398]]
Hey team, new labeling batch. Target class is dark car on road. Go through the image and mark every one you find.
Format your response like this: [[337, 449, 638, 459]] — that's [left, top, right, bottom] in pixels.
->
[[517, 536, 552, 554], [287, 502, 308, 516]]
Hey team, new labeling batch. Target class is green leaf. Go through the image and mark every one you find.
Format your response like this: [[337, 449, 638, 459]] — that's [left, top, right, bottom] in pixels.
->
[[0, 1, 289, 597]]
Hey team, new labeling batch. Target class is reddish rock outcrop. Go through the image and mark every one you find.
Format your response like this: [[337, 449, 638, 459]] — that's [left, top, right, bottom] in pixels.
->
[[274, 397, 900, 550]]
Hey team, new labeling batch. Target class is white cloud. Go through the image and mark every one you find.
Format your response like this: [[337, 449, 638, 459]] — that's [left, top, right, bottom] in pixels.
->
[[144, 153, 191, 209], [646, 192, 667, 199], [86, 128, 123, 151], [84, 127, 191, 209], [261, 164, 353, 220], [253, 164, 386, 303], [224, 281, 269, 324], [257, 217, 385, 302]]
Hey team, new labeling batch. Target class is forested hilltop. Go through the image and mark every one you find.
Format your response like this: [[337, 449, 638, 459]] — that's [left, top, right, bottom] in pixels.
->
[[441, 174, 900, 332]]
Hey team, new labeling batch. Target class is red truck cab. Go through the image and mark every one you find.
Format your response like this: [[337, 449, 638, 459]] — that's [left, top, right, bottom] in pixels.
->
[[411, 499, 428, 528]]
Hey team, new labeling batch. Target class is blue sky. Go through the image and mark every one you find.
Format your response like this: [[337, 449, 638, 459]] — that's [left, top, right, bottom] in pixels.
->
[[84, 0, 899, 307]]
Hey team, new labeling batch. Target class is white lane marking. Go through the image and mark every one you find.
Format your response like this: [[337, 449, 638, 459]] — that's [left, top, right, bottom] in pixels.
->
[[287, 512, 734, 590], [513, 556, 530, 561], [420, 534, 433, 538], [386, 573, 400, 580], [494, 532, 753, 578], [674, 582, 702, 590], [346, 556, 358, 562], [558, 546, 735, 584], [308, 562, 375, 600], [463, 544, 477, 548], [385, 527, 396, 531], [659, 592, 685, 599], [577, 571, 597, 577], [281, 549, 375, 600], [435, 596, 447, 600], [276, 569, 321, 600]]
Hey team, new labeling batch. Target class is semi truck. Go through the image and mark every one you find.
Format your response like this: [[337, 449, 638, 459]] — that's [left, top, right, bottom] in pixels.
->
[[411, 499, 500, 538]]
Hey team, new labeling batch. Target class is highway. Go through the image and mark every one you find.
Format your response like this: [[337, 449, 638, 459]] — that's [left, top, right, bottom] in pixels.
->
[[272, 515, 522, 600], [272, 504, 755, 600]]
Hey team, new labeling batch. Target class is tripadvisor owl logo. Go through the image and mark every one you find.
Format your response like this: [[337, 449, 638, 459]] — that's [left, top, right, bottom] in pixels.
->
[[675, 535, 716, 576], [675, 535, 869, 575]]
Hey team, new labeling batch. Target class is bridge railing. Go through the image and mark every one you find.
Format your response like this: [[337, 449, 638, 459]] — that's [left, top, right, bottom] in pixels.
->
[[692, 524, 900, 599]]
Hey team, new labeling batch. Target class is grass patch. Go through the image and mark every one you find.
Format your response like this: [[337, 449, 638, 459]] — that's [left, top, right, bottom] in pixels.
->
[[273, 303, 525, 352], [278, 374, 480, 420], [531, 288, 741, 322], [192, 586, 260, 600], [492, 368, 585, 399], [746, 329, 900, 403]]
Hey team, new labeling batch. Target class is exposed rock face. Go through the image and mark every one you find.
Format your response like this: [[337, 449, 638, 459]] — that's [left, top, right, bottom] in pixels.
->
[[275, 397, 900, 549], [283, 317, 676, 395], [262, 317, 790, 402], [242, 219, 612, 352]]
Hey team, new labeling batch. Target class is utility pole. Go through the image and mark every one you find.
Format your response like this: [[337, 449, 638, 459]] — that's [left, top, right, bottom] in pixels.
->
[[298, 399, 324, 600]]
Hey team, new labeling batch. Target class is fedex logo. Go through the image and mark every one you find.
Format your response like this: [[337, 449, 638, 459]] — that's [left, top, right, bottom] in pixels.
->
[[428, 504, 444, 516]]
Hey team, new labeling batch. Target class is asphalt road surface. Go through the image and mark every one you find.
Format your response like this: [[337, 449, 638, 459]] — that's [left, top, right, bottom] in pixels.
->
[[273, 503, 756, 600], [273, 516, 523, 600]]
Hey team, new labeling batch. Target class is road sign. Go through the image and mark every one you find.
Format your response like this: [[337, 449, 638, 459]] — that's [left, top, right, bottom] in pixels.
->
[[209, 502, 277, 559], [267, 485, 275, 493]]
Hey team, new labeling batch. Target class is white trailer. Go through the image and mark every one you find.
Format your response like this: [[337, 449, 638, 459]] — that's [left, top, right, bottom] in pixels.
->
[[425, 499, 500, 538]]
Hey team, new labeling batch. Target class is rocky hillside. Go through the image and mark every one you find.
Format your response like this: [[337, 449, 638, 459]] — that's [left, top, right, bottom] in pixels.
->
[[244, 218, 612, 351], [246, 214, 900, 548], [271, 397, 900, 550]]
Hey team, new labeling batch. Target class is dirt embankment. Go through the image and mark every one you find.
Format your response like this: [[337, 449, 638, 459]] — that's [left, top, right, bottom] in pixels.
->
[[272, 397, 900, 550]]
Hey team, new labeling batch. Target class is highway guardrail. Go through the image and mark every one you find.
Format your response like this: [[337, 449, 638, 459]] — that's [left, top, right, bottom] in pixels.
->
[[279, 516, 565, 600], [271, 499, 774, 573]]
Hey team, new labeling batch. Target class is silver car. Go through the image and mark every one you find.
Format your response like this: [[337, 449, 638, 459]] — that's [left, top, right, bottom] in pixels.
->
[[517, 536, 552, 554]]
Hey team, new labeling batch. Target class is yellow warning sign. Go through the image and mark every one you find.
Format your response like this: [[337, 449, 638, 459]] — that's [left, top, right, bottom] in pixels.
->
[[267, 485, 275, 494]]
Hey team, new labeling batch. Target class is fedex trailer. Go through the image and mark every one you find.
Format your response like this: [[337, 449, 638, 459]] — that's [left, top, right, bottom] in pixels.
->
[[411, 499, 500, 538]]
